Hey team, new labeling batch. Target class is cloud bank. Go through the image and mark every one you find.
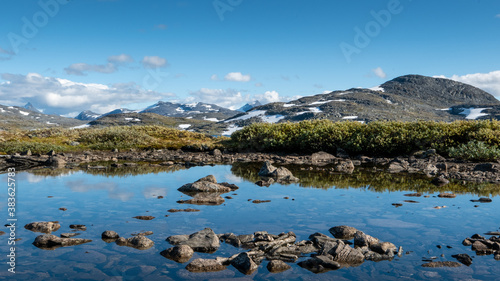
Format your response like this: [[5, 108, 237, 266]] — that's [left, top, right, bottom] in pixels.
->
[[435, 70, 500, 98]]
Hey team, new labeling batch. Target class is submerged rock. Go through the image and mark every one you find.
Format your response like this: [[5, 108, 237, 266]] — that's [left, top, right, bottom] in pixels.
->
[[25, 222, 61, 233], [33, 234, 92, 249], [421, 261, 462, 268], [133, 216, 155, 220], [177, 193, 225, 205], [69, 224, 87, 231], [298, 255, 341, 273], [101, 230, 119, 241]]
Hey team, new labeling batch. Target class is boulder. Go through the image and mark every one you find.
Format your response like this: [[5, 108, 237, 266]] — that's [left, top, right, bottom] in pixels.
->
[[452, 253, 473, 266], [311, 151, 336, 164], [33, 234, 92, 249], [354, 231, 380, 247], [178, 176, 233, 193], [267, 260, 291, 273], [166, 228, 220, 253], [329, 225, 358, 239], [258, 161, 276, 176], [101, 230, 119, 240], [176, 193, 225, 205], [231, 252, 258, 275], [116, 235, 154, 250], [24, 222, 61, 233], [327, 240, 365, 265], [160, 245, 194, 263], [370, 242, 397, 256]]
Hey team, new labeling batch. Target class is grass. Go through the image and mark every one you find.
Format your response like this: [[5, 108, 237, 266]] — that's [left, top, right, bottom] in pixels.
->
[[0, 125, 227, 155]]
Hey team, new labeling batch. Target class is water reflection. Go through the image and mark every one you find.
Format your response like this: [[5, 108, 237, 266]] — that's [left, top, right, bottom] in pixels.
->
[[231, 162, 500, 197]]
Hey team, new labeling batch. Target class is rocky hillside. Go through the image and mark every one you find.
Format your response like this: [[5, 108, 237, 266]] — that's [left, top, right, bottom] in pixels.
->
[[140, 101, 239, 121], [222, 75, 500, 132], [0, 104, 85, 130]]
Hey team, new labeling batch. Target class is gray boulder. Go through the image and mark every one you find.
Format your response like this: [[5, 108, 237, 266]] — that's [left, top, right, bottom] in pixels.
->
[[185, 258, 226, 272], [231, 252, 258, 275], [161, 245, 194, 263], [267, 260, 291, 273], [24, 222, 61, 233], [116, 235, 154, 250], [33, 234, 91, 249], [329, 225, 358, 239], [167, 228, 220, 253]]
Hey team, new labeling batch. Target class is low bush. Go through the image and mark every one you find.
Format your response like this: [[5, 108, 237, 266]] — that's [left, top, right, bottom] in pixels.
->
[[448, 141, 500, 161]]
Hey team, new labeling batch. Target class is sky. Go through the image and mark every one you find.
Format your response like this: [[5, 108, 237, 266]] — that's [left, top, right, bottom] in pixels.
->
[[0, 0, 499, 116]]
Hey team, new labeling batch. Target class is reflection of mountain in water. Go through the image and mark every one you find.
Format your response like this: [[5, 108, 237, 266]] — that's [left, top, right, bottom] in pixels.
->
[[230, 162, 500, 197]]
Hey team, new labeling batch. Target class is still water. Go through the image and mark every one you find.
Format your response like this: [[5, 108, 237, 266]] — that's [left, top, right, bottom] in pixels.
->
[[1, 163, 499, 280]]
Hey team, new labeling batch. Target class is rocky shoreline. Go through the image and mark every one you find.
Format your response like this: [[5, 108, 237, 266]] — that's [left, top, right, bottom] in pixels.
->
[[1, 148, 500, 184]]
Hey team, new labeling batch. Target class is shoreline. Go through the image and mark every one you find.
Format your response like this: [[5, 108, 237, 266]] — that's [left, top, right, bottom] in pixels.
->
[[1, 149, 499, 184]]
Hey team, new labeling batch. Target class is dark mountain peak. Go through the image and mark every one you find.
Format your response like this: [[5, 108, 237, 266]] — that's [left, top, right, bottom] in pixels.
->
[[75, 110, 100, 121], [238, 100, 263, 112], [381, 75, 500, 107], [23, 102, 42, 113]]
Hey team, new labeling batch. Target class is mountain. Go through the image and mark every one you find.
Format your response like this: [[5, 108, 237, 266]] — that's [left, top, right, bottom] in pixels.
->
[[75, 110, 101, 121], [23, 102, 42, 113], [140, 101, 239, 122], [0, 104, 86, 130], [237, 101, 262, 112], [220, 75, 500, 134]]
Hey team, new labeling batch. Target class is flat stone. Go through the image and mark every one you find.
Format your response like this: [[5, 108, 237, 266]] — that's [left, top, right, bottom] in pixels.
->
[[185, 258, 226, 272], [33, 234, 92, 249], [267, 260, 291, 273]]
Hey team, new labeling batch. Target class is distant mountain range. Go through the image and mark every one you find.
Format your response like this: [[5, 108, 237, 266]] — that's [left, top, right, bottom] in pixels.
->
[[2, 75, 500, 133]]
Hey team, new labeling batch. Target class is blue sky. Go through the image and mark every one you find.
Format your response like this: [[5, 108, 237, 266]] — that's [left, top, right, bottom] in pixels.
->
[[1, 0, 499, 116]]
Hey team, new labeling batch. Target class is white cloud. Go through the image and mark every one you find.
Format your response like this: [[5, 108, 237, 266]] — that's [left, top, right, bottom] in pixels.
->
[[64, 62, 116, 76], [435, 70, 500, 98], [224, 72, 251, 82], [210, 74, 219, 81], [188, 88, 292, 109], [255, 91, 282, 104], [141, 56, 168, 68], [372, 67, 387, 79], [108, 54, 134, 63], [188, 88, 250, 109], [0, 73, 175, 115]]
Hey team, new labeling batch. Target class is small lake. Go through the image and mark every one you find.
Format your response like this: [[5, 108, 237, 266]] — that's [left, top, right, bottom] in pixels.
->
[[1, 163, 500, 280]]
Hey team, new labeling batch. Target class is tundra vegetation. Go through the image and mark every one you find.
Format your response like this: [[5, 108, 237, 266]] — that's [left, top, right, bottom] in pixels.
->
[[1, 120, 500, 162]]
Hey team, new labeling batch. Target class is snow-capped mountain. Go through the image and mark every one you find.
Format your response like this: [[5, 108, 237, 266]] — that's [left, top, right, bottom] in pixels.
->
[[75, 110, 101, 121], [140, 101, 239, 121], [23, 102, 42, 114], [0, 104, 85, 130], [237, 100, 262, 112]]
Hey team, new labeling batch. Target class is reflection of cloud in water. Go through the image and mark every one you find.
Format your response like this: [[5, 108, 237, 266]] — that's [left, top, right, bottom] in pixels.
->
[[142, 187, 167, 199], [367, 219, 422, 229], [224, 174, 243, 184], [65, 180, 134, 202]]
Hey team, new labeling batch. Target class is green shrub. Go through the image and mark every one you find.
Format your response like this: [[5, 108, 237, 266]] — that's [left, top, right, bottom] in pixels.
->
[[230, 120, 500, 157], [448, 141, 500, 161]]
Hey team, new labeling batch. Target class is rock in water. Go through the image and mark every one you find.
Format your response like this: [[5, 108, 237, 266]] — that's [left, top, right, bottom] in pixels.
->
[[166, 228, 220, 253], [160, 245, 194, 263], [116, 235, 154, 250], [231, 252, 258, 275], [267, 260, 291, 273], [421, 261, 462, 268], [33, 234, 92, 249], [185, 259, 226, 272], [24, 222, 61, 233], [329, 225, 358, 240], [452, 253, 473, 266]]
